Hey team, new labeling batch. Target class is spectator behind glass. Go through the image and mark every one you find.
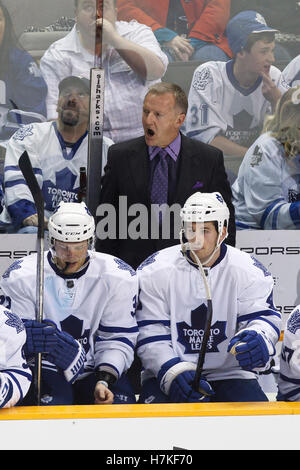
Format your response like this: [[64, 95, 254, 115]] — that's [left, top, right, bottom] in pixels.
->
[[117, 0, 232, 63], [232, 86, 300, 230], [0, 0, 47, 142], [230, 0, 297, 66], [2, 76, 112, 233], [40, 0, 168, 143], [282, 54, 300, 88], [185, 10, 289, 183]]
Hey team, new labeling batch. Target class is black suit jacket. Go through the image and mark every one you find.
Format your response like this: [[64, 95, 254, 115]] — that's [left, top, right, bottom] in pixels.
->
[[96, 133, 236, 269]]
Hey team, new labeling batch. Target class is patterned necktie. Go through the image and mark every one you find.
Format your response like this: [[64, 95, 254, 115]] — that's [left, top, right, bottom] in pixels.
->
[[150, 149, 169, 206]]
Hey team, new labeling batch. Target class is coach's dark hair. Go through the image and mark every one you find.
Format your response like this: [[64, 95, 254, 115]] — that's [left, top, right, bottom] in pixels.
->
[[145, 82, 188, 115], [0, 1, 23, 79]]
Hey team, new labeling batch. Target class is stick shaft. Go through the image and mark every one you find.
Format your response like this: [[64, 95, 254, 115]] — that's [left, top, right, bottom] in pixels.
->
[[18, 151, 45, 405]]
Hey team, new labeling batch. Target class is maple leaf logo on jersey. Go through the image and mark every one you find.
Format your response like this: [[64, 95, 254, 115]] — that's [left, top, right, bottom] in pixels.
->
[[177, 304, 227, 354], [251, 256, 271, 277], [3, 310, 24, 334], [43, 167, 78, 212], [2, 259, 23, 279], [114, 258, 136, 276], [287, 309, 300, 334], [13, 124, 34, 141], [193, 67, 213, 92], [137, 252, 159, 271]]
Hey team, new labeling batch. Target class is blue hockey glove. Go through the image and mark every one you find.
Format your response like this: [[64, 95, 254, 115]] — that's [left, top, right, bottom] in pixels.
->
[[228, 330, 274, 370], [46, 328, 86, 383], [169, 370, 214, 403], [23, 319, 57, 357]]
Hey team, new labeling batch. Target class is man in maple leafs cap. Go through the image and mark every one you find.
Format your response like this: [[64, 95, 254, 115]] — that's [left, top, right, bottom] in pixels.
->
[[226, 10, 278, 55]]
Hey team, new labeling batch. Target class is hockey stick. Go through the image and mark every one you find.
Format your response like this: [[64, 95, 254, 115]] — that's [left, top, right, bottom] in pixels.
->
[[86, 1, 105, 218], [19, 150, 44, 406], [87, 67, 105, 217], [192, 259, 213, 394]]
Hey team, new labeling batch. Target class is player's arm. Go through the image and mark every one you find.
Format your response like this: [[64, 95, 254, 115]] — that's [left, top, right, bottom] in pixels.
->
[[0, 307, 32, 408], [93, 268, 139, 395], [4, 133, 42, 228], [228, 261, 281, 372], [99, 18, 166, 80]]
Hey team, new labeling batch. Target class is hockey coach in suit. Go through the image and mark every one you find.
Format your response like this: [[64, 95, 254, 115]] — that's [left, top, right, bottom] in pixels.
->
[[97, 82, 235, 270]]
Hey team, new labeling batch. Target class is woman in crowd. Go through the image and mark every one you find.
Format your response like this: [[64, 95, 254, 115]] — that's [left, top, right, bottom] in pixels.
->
[[0, 0, 47, 140], [232, 86, 300, 230]]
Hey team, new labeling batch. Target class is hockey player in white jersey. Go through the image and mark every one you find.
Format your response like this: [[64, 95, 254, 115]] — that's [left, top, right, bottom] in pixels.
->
[[277, 305, 300, 401], [0, 201, 138, 405], [136, 192, 281, 403], [185, 11, 288, 165], [232, 86, 300, 229], [0, 305, 32, 407], [2, 75, 113, 233]]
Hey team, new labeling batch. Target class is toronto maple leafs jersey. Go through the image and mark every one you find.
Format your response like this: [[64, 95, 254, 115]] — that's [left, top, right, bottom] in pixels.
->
[[277, 305, 300, 401], [2, 121, 113, 228], [136, 244, 281, 383], [232, 132, 300, 229], [0, 251, 139, 381], [3, 121, 88, 227], [0, 304, 32, 407], [282, 55, 300, 87], [185, 60, 289, 147]]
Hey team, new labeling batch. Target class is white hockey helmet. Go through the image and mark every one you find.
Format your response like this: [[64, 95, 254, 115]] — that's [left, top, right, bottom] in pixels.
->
[[180, 191, 229, 233], [180, 192, 229, 260], [48, 201, 95, 249]]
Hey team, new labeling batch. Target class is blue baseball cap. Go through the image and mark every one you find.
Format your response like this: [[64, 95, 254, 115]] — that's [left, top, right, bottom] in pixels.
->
[[226, 10, 278, 55]]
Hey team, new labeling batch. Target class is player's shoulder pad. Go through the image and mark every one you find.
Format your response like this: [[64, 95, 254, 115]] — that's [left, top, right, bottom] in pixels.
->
[[1, 253, 37, 282], [226, 246, 272, 277], [0, 304, 25, 334], [137, 245, 182, 275], [286, 305, 300, 335], [92, 252, 137, 278]]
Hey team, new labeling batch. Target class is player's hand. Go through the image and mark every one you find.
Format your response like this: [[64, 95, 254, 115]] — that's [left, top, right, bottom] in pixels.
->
[[44, 323, 86, 383], [228, 329, 274, 370], [94, 381, 114, 405], [23, 319, 57, 356], [261, 72, 282, 108], [169, 370, 214, 403], [165, 35, 194, 61]]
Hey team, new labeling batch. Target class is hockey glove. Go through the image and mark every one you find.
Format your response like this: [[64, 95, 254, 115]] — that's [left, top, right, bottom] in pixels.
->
[[228, 330, 275, 370], [46, 328, 86, 383], [23, 319, 57, 357], [169, 371, 214, 403]]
